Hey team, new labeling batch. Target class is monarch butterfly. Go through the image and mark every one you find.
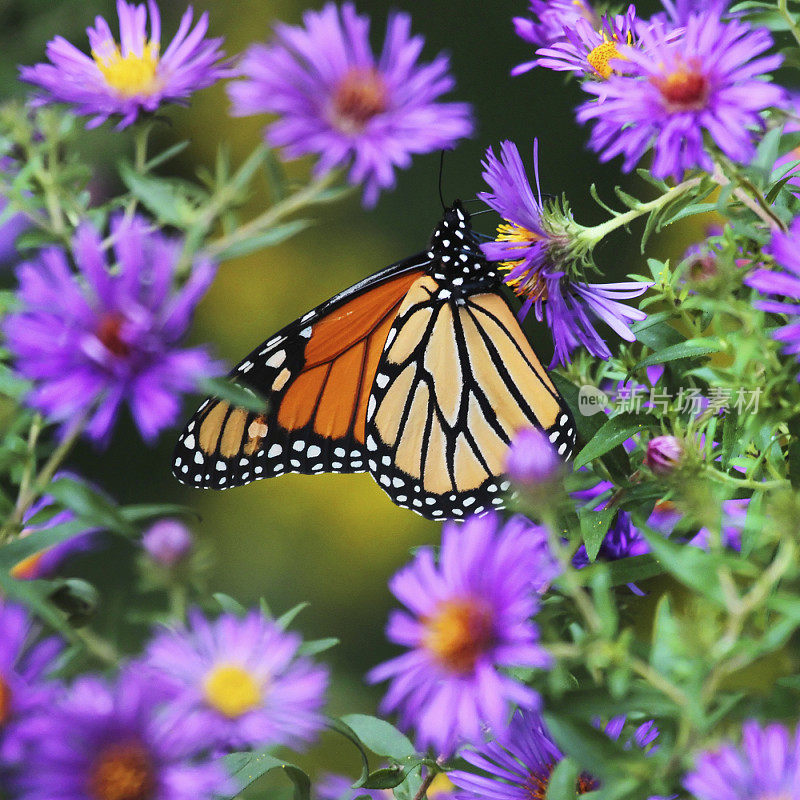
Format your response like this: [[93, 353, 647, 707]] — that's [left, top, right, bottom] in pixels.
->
[[172, 201, 576, 520]]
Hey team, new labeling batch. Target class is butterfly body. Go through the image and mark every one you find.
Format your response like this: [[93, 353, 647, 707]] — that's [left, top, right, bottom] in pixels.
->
[[173, 202, 575, 520]]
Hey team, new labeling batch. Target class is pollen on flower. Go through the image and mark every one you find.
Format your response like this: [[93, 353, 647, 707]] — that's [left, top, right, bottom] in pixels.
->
[[586, 37, 625, 79], [423, 598, 494, 673], [203, 663, 263, 718], [525, 766, 598, 800], [655, 63, 709, 111], [93, 42, 161, 98], [87, 741, 155, 800], [330, 67, 389, 135], [0, 674, 11, 727]]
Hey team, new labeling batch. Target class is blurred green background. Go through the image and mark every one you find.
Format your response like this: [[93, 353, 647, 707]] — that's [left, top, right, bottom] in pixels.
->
[[0, 0, 693, 784]]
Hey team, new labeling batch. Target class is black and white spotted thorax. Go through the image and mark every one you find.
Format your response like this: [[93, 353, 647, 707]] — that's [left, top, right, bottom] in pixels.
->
[[425, 201, 500, 300]]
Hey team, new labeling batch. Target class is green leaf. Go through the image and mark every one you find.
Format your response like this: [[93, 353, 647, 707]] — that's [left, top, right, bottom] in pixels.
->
[[197, 376, 267, 413], [578, 504, 616, 562], [542, 713, 626, 782], [47, 476, 135, 536], [634, 339, 721, 369], [636, 526, 724, 605], [119, 504, 201, 523], [144, 140, 190, 171], [339, 714, 417, 760], [213, 219, 312, 261], [604, 554, 664, 586], [545, 758, 579, 800], [118, 161, 194, 226], [277, 602, 309, 630], [223, 750, 310, 799], [573, 413, 651, 470], [213, 593, 247, 615], [298, 637, 339, 656], [325, 718, 370, 787], [631, 314, 684, 351], [362, 766, 407, 790], [0, 520, 92, 568]]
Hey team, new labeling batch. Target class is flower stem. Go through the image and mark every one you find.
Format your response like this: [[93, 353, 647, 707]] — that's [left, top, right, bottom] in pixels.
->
[[778, 0, 800, 48], [579, 177, 703, 248]]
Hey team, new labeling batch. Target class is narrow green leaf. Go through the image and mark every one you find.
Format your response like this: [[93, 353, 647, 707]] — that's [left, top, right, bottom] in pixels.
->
[[573, 413, 651, 470], [298, 637, 339, 656], [635, 340, 721, 369], [47, 476, 134, 536], [213, 219, 312, 261], [144, 140, 190, 170], [578, 504, 616, 562], [118, 161, 192, 226], [339, 714, 417, 760], [277, 602, 309, 630], [197, 376, 267, 413], [119, 504, 201, 523], [213, 593, 247, 615]]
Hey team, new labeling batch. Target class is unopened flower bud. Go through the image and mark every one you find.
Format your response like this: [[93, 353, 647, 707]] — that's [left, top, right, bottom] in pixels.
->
[[644, 435, 684, 477], [142, 519, 193, 568]]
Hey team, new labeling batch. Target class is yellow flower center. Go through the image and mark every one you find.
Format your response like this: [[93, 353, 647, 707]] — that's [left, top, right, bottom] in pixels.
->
[[0, 674, 11, 728], [496, 222, 549, 303], [93, 42, 161, 98], [428, 774, 456, 799], [654, 62, 709, 111], [203, 663, 262, 718], [586, 38, 625, 79], [88, 741, 155, 800], [423, 598, 494, 673], [330, 67, 389, 135]]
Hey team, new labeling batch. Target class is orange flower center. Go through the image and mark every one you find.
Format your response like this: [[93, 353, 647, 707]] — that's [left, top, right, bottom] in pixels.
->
[[88, 741, 155, 800], [655, 64, 709, 111], [0, 674, 11, 728], [525, 765, 599, 800], [423, 598, 494, 673], [331, 67, 389, 134], [96, 313, 131, 358]]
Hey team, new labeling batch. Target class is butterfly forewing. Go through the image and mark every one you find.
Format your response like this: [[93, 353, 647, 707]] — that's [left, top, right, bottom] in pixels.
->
[[172, 260, 427, 487]]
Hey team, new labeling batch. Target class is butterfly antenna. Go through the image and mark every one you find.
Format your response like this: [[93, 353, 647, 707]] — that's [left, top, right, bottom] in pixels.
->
[[438, 150, 446, 211]]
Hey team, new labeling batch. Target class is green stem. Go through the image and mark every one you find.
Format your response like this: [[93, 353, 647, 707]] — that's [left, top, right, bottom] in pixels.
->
[[204, 169, 340, 262], [133, 123, 153, 173], [578, 177, 703, 248], [71, 626, 120, 667], [705, 468, 787, 492], [779, 0, 800, 48]]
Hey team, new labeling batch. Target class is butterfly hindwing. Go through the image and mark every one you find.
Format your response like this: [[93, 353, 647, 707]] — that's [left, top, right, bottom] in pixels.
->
[[364, 275, 576, 519], [172, 259, 427, 488]]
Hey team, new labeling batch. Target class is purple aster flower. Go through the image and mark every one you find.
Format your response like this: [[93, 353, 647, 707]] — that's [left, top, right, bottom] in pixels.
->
[[479, 140, 650, 366], [140, 608, 329, 753], [745, 217, 800, 370], [20, 0, 230, 129], [659, 0, 731, 25], [513, 0, 599, 64], [3, 214, 221, 446], [536, 7, 637, 80], [227, 2, 473, 208], [578, 13, 786, 179], [449, 709, 662, 800], [367, 512, 556, 756], [684, 720, 800, 799], [0, 599, 63, 767], [14, 668, 232, 800], [142, 518, 194, 568]]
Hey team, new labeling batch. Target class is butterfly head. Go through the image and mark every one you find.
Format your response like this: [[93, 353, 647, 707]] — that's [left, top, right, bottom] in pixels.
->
[[426, 201, 498, 287]]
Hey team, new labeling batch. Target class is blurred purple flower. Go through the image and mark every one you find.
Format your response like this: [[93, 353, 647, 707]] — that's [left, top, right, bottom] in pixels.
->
[[513, 0, 598, 67], [689, 498, 747, 551], [367, 512, 555, 756], [227, 2, 473, 207], [0, 599, 63, 766], [14, 668, 232, 800], [4, 214, 222, 446], [536, 6, 636, 80], [479, 140, 649, 366], [578, 13, 785, 179], [142, 518, 193, 568], [0, 197, 29, 265], [449, 709, 661, 800], [20, 0, 231, 129], [746, 217, 800, 371], [141, 609, 328, 753], [659, 0, 731, 24], [684, 720, 800, 800], [505, 427, 562, 486]]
